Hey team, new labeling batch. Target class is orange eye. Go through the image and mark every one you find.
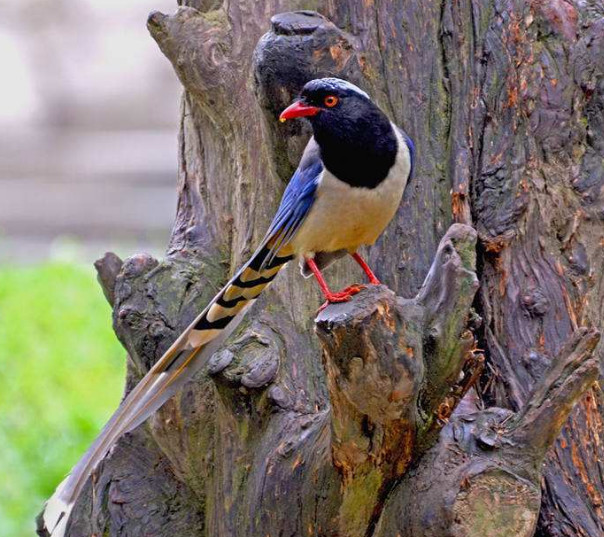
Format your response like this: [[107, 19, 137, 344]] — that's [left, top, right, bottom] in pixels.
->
[[324, 95, 339, 107]]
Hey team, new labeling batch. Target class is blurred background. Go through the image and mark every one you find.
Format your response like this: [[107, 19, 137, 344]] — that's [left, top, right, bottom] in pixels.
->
[[0, 1, 181, 535]]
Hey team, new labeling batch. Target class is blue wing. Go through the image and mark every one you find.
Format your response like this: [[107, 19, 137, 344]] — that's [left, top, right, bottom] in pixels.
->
[[261, 146, 323, 266]]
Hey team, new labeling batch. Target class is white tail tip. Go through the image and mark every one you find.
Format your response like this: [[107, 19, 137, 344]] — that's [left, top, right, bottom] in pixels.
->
[[40, 476, 73, 537]]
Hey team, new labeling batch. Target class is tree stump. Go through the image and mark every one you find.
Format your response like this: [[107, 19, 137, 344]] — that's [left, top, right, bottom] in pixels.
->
[[38, 3, 604, 537]]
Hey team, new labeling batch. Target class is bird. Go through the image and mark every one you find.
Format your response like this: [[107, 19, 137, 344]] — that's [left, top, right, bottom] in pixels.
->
[[41, 77, 414, 536]]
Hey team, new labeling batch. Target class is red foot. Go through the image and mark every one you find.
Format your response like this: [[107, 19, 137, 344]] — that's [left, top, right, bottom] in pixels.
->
[[338, 284, 367, 295], [351, 253, 381, 285], [317, 284, 366, 312]]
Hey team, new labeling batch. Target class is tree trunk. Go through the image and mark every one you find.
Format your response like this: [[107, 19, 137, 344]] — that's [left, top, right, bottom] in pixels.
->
[[39, 2, 604, 537]]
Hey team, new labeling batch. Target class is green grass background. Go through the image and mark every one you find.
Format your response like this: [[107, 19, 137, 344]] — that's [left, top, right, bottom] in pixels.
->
[[0, 262, 125, 537]]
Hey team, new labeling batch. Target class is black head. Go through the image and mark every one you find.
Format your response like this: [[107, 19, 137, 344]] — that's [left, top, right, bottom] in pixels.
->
[[280, 78, 372, 124], [280, 78, 398, 188]]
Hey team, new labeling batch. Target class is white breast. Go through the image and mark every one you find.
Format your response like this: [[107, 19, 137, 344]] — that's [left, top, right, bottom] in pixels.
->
[[290, 125, 411, 256]]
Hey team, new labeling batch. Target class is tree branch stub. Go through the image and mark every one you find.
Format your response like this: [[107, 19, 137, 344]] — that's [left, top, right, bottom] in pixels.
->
[[374, 328, 601, 537]]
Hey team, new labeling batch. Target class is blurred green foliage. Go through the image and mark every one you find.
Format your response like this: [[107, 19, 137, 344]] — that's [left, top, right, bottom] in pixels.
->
[[0, 262, 125, 537]]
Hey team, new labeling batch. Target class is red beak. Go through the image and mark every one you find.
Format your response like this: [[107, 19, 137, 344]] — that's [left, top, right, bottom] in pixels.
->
[[279, 101, 320, 122]]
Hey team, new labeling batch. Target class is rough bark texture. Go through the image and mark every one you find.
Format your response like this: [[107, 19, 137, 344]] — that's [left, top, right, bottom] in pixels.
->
[[41, 1, 604, 537]]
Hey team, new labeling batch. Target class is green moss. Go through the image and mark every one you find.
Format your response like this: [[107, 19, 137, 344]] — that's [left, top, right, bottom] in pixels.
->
[[200, 8, 229, 27], [340, 468, 383, 536], [456, 240, 477, 272]]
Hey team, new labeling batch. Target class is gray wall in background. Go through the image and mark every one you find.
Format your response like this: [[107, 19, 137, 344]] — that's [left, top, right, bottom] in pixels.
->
[[0, 0, 181, 263]]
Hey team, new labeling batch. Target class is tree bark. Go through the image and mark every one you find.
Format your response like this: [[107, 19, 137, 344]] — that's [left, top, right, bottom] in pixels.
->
[[39, 2, 604, 537]]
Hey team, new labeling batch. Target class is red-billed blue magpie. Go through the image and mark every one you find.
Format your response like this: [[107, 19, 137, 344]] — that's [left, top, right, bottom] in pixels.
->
[[42, 77, 414, 536]]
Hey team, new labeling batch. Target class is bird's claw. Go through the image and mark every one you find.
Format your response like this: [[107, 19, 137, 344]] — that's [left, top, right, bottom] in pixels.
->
[[317, 284, 366, 312], [339, 284, 367, 295]]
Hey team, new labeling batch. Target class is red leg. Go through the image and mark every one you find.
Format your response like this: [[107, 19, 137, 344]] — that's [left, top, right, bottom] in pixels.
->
[[306, 257, 365, 311], [351, 253, 381, 285]]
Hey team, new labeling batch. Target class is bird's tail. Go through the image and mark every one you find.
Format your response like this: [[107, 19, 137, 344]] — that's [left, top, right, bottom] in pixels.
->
[[40, 241, 294, 537]]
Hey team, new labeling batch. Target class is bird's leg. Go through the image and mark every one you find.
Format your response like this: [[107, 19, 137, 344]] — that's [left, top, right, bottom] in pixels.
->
[[305, 257, 364, 311], [351, 252, 381, 285]]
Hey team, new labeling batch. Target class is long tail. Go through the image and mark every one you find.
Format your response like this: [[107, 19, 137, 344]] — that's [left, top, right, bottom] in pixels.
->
[[41, 242, 293, 537]]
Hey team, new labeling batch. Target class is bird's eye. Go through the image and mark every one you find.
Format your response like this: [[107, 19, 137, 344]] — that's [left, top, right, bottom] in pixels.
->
[[324, 95, 339, 107]]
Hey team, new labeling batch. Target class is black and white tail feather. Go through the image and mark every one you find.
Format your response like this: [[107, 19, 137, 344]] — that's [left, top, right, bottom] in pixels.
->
[[41, 238, 294, 537]]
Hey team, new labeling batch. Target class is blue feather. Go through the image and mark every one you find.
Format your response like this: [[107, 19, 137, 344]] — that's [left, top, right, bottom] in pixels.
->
[[263, 154, 323, 265]]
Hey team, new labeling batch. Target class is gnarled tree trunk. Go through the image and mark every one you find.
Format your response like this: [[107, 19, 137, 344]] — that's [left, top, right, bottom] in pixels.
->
[[39, 2, 604, 537]]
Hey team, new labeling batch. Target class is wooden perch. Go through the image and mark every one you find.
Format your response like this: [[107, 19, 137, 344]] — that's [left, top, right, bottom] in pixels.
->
[[314, 223, 479, 534], [316, 223, 479, 475]]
